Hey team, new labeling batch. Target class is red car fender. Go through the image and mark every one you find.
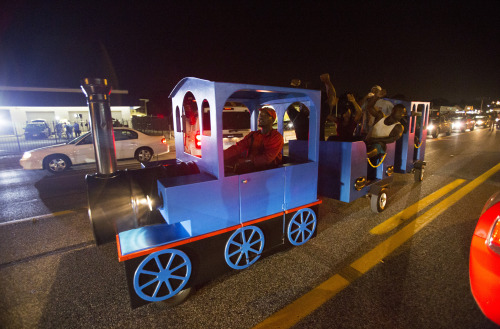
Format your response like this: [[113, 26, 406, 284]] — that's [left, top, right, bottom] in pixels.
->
[[470, 199, 500, 325]]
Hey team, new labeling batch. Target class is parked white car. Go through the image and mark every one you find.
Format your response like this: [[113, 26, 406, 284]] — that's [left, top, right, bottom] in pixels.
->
[[20, 128, 169, 173]]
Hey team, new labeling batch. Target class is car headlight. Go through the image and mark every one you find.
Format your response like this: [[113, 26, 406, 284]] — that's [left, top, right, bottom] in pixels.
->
[[21, 152, 31, 160], [477, 120, 483, 125], [427, 124, 435, 131]]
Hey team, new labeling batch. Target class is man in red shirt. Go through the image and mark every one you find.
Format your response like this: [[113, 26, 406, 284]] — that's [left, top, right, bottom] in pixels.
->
[[224, 107, 284, 174]]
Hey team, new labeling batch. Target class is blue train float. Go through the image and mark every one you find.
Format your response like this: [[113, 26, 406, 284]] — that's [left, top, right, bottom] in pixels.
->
[[83, 77, 429, 307]]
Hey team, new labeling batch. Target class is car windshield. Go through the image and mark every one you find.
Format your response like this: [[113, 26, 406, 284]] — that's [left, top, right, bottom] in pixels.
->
[[25, 123, 46, 129]]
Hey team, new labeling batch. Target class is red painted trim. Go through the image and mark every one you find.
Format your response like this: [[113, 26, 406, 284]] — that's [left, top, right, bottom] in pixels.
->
[[117, 200, 322, 262], [242, 212, 284, 227], [284, 200, 322, 214]]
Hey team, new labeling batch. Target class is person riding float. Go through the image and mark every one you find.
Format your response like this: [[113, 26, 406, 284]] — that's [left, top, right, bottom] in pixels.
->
[[223, 107, 284, 174]]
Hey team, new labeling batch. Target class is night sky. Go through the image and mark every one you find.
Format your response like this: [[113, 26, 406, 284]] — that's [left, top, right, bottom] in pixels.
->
[[1, 1, 499, 112]]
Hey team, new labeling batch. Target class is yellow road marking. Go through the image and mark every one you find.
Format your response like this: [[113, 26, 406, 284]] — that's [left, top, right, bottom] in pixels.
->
[[370, 179, 466, 235], [51, 210, 77, 217], [253, 162, 500, 329]]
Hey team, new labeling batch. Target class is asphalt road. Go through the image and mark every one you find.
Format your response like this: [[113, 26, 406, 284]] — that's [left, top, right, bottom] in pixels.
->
[[0, 128, 499, 328]]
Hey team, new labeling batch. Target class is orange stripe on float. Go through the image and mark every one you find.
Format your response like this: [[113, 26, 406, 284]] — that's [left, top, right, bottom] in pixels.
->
[[285, 200, 322, 214]]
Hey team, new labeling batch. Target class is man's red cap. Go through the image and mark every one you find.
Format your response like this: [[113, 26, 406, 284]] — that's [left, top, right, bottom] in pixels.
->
[[259, 107, 277, 121]]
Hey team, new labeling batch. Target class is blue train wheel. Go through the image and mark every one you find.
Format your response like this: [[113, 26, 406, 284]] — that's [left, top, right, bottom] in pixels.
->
[[287, 208, 317, 246], [224, 226, 265, 270], [133, 249, 192, 302]]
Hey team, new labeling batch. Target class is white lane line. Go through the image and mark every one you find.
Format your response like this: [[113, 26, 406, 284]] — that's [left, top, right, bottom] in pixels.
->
[[0, 208, 87, 226]]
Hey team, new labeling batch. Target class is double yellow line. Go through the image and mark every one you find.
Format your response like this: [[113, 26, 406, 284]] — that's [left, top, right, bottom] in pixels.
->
[[254, 162, 500, 329]]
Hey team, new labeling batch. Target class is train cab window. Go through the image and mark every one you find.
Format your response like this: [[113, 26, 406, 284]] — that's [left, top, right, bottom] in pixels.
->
[[182, 92, 201, 157], [413, 104, 424, 132], [202, 100, 211, 137], [175, 107, 181, 133], [283, 102, 309, 163], [223, 105, 286, 176], [223, 105, 252, 176], [407, 104, 417, 134], [222, 103, 251, 150]]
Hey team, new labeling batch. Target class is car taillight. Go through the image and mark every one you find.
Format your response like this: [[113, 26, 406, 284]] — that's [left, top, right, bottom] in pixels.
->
[[161, 138, 167, 144], [195, 132, 201, 149], [487, 216, 500, 254]]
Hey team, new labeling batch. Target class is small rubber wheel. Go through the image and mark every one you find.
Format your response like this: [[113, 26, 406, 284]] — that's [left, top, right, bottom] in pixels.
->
[[371, 190, 388, 213], [158, 287, 195, 307], [414, 168, 424, 182]]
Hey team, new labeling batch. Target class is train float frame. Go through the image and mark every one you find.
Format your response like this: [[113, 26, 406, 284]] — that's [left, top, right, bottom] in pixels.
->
[[83, 77, 429, 307]]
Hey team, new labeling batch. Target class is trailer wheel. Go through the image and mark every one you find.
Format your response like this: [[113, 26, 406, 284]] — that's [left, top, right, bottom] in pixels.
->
[[414, 168, 424, 182], [133, 249, 192, 302], [224, 226, 264, 270], [287, 208, 317, 246], [371, 189, 388, 213]]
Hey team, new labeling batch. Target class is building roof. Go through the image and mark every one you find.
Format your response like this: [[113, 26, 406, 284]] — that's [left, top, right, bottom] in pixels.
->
[[0, 87, 139, 107]]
